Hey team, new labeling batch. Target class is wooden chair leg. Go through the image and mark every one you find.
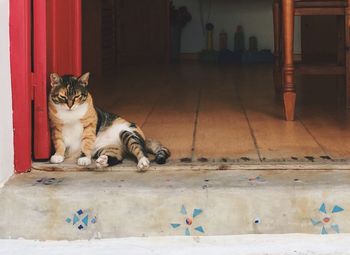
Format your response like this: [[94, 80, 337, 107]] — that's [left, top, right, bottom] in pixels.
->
[[273, 0, 282, 94], [282, 0, 296, 121], [346, 2, 350, 108]]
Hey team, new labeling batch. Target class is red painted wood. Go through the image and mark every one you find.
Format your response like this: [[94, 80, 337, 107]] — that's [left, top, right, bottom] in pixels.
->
[[32, 0, 82, 159], [47, 0, 82, 76], [74, 0, 83, 75], [9, 0, 82, 169], [33, 0, 51, 159], [9, 0, 32, 173]]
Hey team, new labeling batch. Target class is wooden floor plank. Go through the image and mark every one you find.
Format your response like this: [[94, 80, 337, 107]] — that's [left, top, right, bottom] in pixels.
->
[[292, 75, 350, 160], [236, 65, 325, 161], [92, 65, 167, 126], [140, 65, 201, 159], [89, 63, 350, 162], [298, 107, 350, 159], [194, 66, 259, 160]]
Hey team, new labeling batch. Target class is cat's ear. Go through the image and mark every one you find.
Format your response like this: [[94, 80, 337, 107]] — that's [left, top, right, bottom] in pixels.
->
[[78, 72, 90, 87], [50, 73, 62, 87]]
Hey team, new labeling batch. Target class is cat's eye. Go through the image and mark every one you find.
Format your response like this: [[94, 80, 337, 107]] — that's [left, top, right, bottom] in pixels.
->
[[58, 95, 67, 101], [74, 95, 80, 99]]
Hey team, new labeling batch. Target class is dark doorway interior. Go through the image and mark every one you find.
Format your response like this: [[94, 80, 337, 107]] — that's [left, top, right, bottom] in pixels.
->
[[77, 5, 350, 164], [82, 0, 169, 79]]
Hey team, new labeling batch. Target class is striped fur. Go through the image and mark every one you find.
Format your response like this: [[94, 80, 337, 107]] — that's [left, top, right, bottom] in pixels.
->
[[146, 139, 171, 164], [48, 73, 170, 171]]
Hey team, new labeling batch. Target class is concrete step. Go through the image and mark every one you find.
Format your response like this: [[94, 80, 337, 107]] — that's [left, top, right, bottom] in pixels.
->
[[0, 169, 349, 240]]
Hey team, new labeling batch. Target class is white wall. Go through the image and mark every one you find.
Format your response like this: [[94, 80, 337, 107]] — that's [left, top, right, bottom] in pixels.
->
[[173, 0, 301, 53], [0, 0, 14, 186]]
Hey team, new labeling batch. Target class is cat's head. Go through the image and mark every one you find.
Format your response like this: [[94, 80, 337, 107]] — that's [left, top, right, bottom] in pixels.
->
[[49, 73, 90, 110]]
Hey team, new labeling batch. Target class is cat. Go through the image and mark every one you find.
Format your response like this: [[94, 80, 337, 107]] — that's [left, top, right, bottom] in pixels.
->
[[48, 72, 170, 171]]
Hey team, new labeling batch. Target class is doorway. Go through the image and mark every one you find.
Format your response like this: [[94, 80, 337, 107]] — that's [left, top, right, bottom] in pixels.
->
[[12, 0, 350, 172]]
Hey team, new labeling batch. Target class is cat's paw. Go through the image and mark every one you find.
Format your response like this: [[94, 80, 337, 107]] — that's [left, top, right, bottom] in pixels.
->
[[50, 154, 64, 164], [96, 155, 109, 168], [77, 157, 92, 166], [137, 157, 150, 171]]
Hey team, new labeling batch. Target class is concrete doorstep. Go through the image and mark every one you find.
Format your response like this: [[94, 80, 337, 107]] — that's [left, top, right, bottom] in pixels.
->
[[0, 169, 350, 240]]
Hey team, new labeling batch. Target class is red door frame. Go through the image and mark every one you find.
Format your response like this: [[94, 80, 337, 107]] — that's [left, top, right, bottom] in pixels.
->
[[33, 0, 51, 160], [10, 0, 82, 173], [10, 0, 32, 173], [47, 0, 82, 76]]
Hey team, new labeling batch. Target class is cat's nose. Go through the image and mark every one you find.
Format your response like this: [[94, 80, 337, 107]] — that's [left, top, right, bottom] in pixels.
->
[[67, 100, 74, 109]]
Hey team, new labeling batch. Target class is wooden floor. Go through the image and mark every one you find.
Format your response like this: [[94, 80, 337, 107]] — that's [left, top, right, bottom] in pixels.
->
[[90, 63, 350, 163]]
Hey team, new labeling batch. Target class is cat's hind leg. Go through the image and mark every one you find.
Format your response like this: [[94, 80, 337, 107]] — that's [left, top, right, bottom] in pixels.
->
[[120, 130, 150, 171], [145, 139, 171, 164], [95, 146, 123, 168]]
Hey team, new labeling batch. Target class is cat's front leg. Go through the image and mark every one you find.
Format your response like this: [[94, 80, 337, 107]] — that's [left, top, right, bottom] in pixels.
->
[[78, 123, 96, 166], [50, 127, 66, 164]]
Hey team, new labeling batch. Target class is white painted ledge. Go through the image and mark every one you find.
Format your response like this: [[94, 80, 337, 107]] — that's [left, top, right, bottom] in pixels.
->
[[1, 234, 350, 255]]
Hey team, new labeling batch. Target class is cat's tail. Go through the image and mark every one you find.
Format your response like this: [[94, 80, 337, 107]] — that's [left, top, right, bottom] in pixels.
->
[[145, 139, 171, 164]]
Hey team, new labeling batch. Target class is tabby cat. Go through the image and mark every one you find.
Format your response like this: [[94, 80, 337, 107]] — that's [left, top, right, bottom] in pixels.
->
[[48, 72, 170, 171]]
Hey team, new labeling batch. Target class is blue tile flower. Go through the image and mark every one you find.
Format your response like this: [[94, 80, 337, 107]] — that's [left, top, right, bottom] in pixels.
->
[[170, 205, 205, 236], [311, 203, 344, 234]]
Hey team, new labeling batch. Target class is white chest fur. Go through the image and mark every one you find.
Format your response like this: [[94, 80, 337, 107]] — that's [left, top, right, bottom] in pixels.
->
[[55, 103, 88, 155]]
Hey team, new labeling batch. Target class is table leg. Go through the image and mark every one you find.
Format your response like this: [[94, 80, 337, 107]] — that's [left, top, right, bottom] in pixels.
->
[[282, 0, 296, 121], [273, 0, 282, 94]]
